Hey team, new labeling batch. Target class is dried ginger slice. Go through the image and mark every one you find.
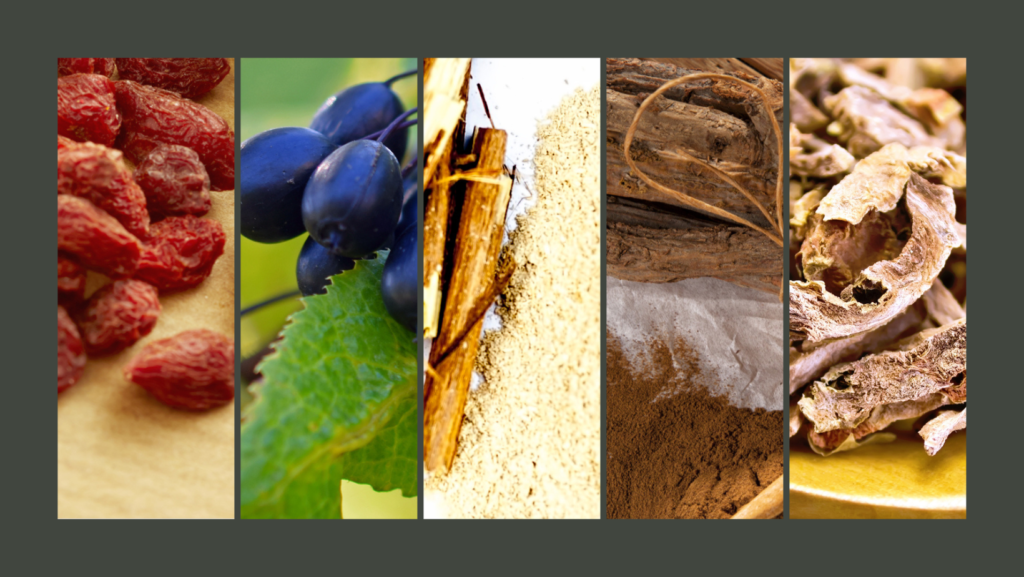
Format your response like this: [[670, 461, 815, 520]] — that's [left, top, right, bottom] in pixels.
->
[[920, 408, 967, 456], [791, 173, 961, 343], [798, 318, 966, 433]]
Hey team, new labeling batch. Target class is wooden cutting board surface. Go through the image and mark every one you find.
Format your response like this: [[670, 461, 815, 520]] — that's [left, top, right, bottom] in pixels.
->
[[57, 60, 236, 519], [791, 426, 966, 519]]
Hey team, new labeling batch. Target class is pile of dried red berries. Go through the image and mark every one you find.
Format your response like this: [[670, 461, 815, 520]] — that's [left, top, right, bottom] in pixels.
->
[[240, 70, 419, 333], [57, 58, 234, 411]]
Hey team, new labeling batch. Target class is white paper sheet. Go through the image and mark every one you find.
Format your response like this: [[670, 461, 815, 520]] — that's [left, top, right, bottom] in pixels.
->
[[607, 276, 783, 411]]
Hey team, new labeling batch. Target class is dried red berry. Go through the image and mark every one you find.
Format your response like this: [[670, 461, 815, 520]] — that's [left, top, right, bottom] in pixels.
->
[[115, 58, 231, 100], [58, 306, 87, 393], [134, 145, 212, 217], [58, 195, 142, 279], [58, 142, 150, 238], [124, 329, 234, 410], [58, 255, 87, 306], [114, 81, 235, 191], [57, 135, 76, 151], [58, 74, 121, 147], [75, 280, 161, 355], [136, 216, 225, 291], [58, 58, 115, 78]]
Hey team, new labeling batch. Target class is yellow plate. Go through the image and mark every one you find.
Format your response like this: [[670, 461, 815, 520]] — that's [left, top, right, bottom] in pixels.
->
[[790, 426, 966, 519]]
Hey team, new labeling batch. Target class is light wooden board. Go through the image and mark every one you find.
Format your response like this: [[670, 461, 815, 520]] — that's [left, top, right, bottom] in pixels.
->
[[57, 60, 236, 519]]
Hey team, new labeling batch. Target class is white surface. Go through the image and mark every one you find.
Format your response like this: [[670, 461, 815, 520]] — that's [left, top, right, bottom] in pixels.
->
[[607, 276, 784, 411]]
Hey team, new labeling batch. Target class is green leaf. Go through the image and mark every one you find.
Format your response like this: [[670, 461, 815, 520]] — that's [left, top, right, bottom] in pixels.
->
[[240, 255, 418, 519]]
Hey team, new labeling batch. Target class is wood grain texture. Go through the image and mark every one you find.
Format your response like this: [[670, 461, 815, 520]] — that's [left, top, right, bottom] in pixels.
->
[[606, 58, 784, 285], [424, 129, 511, 473]]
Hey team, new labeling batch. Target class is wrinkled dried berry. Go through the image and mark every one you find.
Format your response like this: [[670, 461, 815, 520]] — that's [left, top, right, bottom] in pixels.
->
[[136, 216, 225, 291], [58, 74, 121, 147], [58, 142, 150, 238], [115, 81, 235, 191], [58, 306, 87, 393], [124, 329, 234, 411], [57, 135, 76, 151], [75, 280, 161, 355], [58, 195, 141, 279], [58, 58, 115, 77], [134, 144, 212, 217], [58, 255, 87, 306], [115, 58, 231, 100]]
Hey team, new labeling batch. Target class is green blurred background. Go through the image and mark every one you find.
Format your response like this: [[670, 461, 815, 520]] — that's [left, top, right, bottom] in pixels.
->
[[240, 58, 418, 520]]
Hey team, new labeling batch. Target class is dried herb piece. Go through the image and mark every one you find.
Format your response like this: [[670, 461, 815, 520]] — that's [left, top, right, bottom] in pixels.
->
[[798, 319, 966, 433], [791, 174, 961, 343], [824, 86, 945, 158], [790, 125, 854, 179], [920, 408, 966, 456], [789, 294, 927, 394]]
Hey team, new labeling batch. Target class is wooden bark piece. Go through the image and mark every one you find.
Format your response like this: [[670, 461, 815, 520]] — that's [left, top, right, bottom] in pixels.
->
[[606, 58, 783, 286], [423, 58, 471, 338], [424, 128, 512, 473]]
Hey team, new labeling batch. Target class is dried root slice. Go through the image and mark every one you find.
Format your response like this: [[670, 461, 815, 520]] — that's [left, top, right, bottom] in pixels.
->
[[816, 144, 966, 226], [824, 86, 947, 158], [790, 125, 854, 179], [836, 63, 966, 151], [798, 319, 966, 433], [920, 408, 967, 456], [790, 279, 963, 394], [790, 173, 960, 343]]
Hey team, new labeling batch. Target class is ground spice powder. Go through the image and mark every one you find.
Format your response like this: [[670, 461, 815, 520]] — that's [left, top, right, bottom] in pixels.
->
[[607, 331, 783, 519], [426, 86, 601, 518]]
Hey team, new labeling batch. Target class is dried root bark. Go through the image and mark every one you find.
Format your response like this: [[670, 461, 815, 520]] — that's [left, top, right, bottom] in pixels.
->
[[790, 59, 967, 457], [606, 58, 783, 289], [798, 319, 966, 433], [791, 173, 961, 344]]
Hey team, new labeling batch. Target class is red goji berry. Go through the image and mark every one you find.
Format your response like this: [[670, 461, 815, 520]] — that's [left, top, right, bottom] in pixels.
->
[[58, 74, 121, 147], [124, 329, 234, 411], [58, 306, 87, 393], [134, 145, 212, 218], [58, 142, 150, 239], [114, 81, 235, 191], [115, 58, 231, 100], [58, 255, 87, 306], [75, 280, 161, 355], [58, 58, 115, 78], [58, 195, 142, 279], [136, 215, 225, 291]]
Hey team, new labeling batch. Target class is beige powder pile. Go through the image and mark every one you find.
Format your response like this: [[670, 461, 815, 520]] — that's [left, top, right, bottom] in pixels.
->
[[427, 86, 601, 518]]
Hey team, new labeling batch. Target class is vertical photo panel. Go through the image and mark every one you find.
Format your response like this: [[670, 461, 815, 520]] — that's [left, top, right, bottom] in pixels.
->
[[788, 58, 967, 519], [422, 58, 602, 519], [238, 58, 419, 519], [605, 58, 785, 519], [57, 58, 236, 519]]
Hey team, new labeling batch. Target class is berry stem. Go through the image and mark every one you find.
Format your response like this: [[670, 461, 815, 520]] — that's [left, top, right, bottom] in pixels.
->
[[378, 108, 419, 145], [384, 70, 418, 87], [361, 119, 418, 142], [401, 157, 418, 179], [241, 290, 302, 317]]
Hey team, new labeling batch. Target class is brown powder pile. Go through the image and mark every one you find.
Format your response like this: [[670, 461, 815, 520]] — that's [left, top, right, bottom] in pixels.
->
[[426, 86, 601, 518], [607, 330, 783, 519]]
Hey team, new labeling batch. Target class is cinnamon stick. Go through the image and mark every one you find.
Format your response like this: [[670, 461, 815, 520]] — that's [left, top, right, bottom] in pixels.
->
[[424, 128, 512, 473]]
